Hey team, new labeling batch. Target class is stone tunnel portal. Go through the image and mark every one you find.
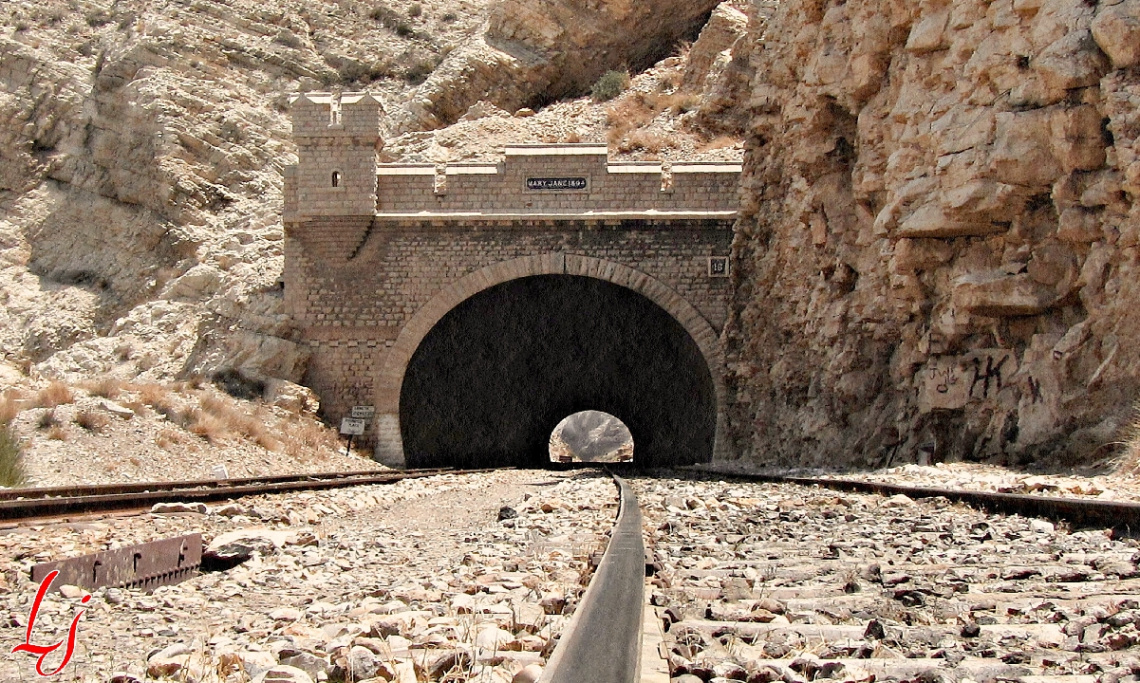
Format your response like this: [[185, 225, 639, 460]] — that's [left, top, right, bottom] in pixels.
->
[[399, 275, 717, 469]]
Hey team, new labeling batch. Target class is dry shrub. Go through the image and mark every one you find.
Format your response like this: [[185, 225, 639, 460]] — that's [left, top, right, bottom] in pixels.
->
[[37, 381, 74, 408], [37, 409, 60, 430], [619, 130, 669, 154], [186, 408, 229, 443], [0, 391, 21, 424], [75, 409, 110, 433], [1116, 403, 1140, 474], [86, 377, 121, 400], [283, 418, 340, 462], [643, 91, 700, 115], [155, 427, 188, 450], [590, 69, 629, 102], [0, 422, 25, 487], [657, 70, 682, 91], [605, 97, 655, 147], [698, 135, 741, 152]]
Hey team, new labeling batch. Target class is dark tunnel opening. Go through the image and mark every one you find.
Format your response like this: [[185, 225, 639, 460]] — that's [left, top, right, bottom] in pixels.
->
[[399, 275, 716, 469]]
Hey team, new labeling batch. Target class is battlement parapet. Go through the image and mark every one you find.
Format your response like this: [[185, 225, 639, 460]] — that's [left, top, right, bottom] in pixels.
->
[[290, 91, 383, 140], [375, 144, 742, 216]]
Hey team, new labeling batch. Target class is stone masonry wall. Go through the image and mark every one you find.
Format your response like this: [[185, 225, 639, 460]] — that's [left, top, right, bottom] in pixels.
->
[[283, 99, 740, 463], [284, 221, 734, 458], [376, 146, 741, 214]]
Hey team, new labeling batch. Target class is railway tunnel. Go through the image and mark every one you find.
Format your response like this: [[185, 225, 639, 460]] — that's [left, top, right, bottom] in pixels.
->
[[398, 275, 717, 469]]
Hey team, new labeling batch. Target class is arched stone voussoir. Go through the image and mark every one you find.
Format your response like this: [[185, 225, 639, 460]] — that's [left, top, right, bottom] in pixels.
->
[[373, 252, 726, 463]]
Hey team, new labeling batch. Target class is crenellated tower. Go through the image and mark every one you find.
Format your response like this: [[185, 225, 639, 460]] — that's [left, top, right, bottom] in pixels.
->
[[284, 91, 383, 225]]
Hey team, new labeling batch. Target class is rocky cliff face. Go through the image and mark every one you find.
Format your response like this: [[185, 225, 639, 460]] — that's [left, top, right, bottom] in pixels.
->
[[728, 0, 1140, 468], [1, 0, 479, 387], [399, 0, 728, 130]]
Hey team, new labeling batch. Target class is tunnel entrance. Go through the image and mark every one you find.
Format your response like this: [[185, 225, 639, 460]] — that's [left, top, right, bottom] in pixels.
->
[[549, 410, 634, 464], [399, 275, 716, 469]]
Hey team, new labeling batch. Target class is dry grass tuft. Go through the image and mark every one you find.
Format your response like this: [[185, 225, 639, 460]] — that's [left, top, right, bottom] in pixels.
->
[[37, 409, 61, 430], [643, 91, 701, 116], [1115, 403, 1140, 474], [698, 135, 741, 152], [0, 391, 22, 425], [37, 381, 74, 408], [85, 377, 122, 400], [155, 426, 189, 450], [283, 418, 341, 462], [75, 409, 110, 433], [0, 423, 25, 486], [618, 130, 670, 154]]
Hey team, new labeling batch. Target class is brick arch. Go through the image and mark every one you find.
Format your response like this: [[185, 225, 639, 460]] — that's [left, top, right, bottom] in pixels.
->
[[371, 253, 727, 465]]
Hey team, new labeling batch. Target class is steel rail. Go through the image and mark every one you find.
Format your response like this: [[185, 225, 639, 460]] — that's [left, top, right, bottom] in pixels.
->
[[541, 473, 645, 683], [0, 468, 491, 522], [692, 467, 1140, 535], [0, 468, 454, 502]]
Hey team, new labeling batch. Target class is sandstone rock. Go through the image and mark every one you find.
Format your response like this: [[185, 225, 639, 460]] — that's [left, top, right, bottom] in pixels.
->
[[264, 379, 319, 414], [1091, 1, 1140, 69], [99, 400, 135, 419], [1034, 30, 1109, 93], [253, 665, 315, 683], [896, 205, 1006, 239], [682, 4, 749, 93], [512, 663, 543, 683], [151, 502, 209, 515], [953, 272, 1059, 317], [397, 0, 720, 130]]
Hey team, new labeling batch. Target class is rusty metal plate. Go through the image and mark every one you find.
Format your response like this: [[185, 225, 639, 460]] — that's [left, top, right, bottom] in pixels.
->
[[31, 533, 202, 593]]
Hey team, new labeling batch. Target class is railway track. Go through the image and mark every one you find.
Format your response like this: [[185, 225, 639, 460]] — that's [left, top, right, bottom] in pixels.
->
[[0, 467, 483, 522], [628, 471, 1140, 683], [536, 468, 1140, 683], [8, 465, 1140, 682]]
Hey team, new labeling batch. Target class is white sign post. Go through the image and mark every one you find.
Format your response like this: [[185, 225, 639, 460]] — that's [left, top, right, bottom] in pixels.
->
[[350, 405, 376, 419], [340, 417, 367, 455], [340, 417, 366, 435]]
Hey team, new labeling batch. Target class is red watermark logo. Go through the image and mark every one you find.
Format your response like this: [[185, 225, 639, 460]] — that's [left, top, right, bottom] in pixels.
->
[[11, 570, 89, 677]]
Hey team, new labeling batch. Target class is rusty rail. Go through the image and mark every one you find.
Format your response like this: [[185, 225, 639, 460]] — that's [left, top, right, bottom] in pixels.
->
[[690, 467, 1140, 536], [32, 534, 203, 593], [541, 473, 645, 683], [0, 468, 490, 522]]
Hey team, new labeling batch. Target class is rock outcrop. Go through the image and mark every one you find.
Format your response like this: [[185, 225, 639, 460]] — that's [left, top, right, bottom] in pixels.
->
[[399, 0, 724, 130], [727, 0, 1140, 468]]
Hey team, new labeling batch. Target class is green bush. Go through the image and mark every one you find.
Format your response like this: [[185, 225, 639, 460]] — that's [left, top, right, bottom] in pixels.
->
[[591, 70, 629, 102], [0, 423, 26, 488]]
